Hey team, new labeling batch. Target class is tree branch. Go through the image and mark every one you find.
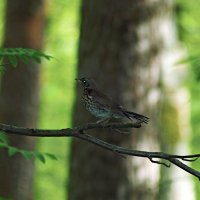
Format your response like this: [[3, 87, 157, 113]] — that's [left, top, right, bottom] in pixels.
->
[[0, 122, 200, 180]]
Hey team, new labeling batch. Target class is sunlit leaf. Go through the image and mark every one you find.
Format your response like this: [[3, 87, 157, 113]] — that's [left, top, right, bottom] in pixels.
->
[[35, 153, 46, 164], [45, 153, 58, 161]]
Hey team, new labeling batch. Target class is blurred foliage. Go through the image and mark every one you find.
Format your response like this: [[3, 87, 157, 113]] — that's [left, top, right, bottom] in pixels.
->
[[176, 0, 200, 197], [0, 48, 53, 67], [159, 94, 181, 199], [176, 0, 200, 80], [0, 0, 80, 199], [0, 132, 57, 164], [34, 1, 80, 200], [160, 96, 180, 147], [6, 0, 200, 199]]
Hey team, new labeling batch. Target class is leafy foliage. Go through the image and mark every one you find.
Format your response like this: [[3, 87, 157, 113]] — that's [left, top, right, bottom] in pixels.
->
[[176, 0, 200, 197], [176, 0, 200, 81], [34, 0, 80, 199], [0, 48, 53, 67], [0, 132, 57, 163], [0, 197, 12, 200]]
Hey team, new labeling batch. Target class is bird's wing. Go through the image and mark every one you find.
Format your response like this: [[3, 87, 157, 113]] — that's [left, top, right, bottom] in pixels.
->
[[91, 89, 149, 123], [91, 89, 124, 114], [123, 110, 149, 123]]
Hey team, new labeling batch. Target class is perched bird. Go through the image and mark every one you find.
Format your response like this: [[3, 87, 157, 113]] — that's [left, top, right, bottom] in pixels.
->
[[76, 77, 149, 124]]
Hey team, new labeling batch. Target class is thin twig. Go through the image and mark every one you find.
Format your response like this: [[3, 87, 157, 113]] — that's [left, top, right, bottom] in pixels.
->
[[148, 156, 170, 167]]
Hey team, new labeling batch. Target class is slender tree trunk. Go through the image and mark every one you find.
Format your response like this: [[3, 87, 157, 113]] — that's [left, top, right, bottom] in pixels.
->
[[0, 1, 44, 200], [68, 0, 176, 200]]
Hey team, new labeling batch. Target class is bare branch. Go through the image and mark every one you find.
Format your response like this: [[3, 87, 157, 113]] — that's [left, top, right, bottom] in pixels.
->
[[75, 122, 142, 132], [0, 122, 200, 180]]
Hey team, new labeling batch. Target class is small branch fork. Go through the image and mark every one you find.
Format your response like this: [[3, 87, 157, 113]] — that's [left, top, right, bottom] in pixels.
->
[[0, 122, 200, 179]]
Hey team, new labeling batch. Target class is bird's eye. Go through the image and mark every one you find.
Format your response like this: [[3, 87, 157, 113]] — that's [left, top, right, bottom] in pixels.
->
[[82, 80, 89, 87], [83, 80, 87, 85]]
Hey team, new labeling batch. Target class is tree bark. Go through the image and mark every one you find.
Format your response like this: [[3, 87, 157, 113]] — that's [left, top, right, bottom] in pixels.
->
[[0, 0, 44, 200], [68, 0, 175, 200]]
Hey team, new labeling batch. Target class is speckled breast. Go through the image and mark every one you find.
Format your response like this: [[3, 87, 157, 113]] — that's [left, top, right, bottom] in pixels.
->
[[82, 94, 112, 118]]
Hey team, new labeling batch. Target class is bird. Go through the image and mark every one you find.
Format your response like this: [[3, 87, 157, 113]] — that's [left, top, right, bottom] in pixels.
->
[[76, 77, 149, 124]]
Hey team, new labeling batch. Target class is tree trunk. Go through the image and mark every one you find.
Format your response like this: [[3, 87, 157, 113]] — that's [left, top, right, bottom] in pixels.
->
[[68, 0, 176, 200], [0, 1, 44, 200]]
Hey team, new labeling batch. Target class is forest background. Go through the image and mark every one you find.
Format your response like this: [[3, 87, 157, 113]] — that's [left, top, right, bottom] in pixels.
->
[[0, 0, 200, 200]]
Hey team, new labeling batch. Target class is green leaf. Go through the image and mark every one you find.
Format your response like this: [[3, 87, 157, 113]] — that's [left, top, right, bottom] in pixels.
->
[[20, 54, 30, 64], [0, 48, 53, 66], [8, 147, 18, 156], [0, 55, 4, 63], [20, 150, 33, 160], [44, 55, 52, 60], [45, 153, 58, 161], [0, 196, 12, 200], [32, 56, 41, 63], [176, 55, 200, 65], [0, 142, 7, 148], [8, 55, 18, 67], [0, 132, 8, 144], [35, 153, 46, 164]]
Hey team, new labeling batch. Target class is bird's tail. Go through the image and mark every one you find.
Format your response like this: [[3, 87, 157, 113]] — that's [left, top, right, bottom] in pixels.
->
[[122, 110, 149, 124]]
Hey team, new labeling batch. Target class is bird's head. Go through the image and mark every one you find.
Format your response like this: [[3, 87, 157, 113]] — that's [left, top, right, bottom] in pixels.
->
[[76, 77, 97, 90]]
